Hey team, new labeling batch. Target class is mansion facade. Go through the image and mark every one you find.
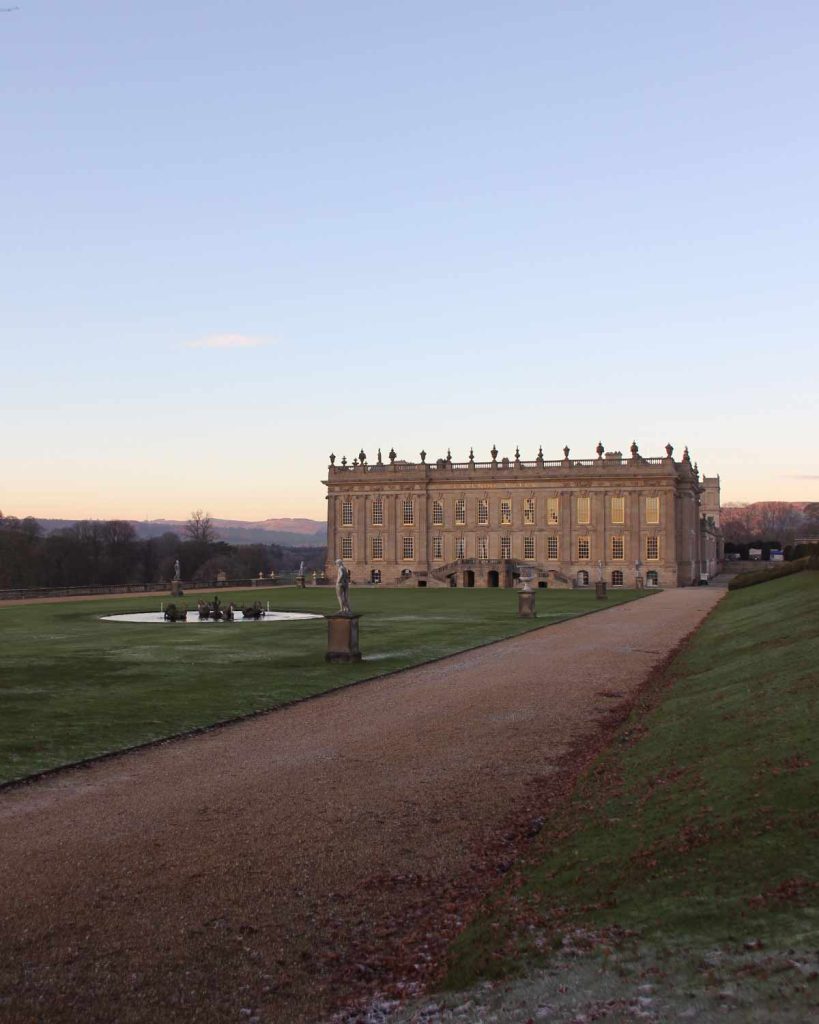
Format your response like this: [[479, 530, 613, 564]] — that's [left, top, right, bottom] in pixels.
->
[[323, 442, 722, 589]]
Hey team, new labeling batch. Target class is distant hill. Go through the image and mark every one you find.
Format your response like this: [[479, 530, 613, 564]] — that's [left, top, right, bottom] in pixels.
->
[[34, 517, 326, 549]]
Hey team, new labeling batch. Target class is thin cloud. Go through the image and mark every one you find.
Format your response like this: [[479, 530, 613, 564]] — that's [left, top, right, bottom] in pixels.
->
[[185, 333, 270, 350], [783, 474, 819, 480]]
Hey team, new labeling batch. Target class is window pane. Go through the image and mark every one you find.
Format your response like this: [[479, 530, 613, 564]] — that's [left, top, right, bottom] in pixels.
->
[[577, 496, 590, 524]]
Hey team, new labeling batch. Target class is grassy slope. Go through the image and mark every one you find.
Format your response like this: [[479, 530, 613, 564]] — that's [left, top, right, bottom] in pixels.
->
[[0, 585, 645, 784], [445, 572, 819, 1005]]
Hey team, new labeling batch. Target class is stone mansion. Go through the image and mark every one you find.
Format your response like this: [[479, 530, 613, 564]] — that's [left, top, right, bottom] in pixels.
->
[[323, 442, 722, 589]]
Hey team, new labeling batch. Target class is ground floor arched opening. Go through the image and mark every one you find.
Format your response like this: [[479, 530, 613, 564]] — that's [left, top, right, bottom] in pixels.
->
[[463, 570, 475, 588], [487, 570, 499, 588]]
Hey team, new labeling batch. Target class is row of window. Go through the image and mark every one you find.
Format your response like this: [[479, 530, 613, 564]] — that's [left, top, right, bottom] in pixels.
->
[[576, 569, 659, 587], [340, 535, 662, 561], [340, 495, 661, 528]]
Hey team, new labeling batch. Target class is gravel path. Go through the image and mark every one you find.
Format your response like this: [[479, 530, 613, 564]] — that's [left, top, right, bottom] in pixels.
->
[[0, 587, 723, 1024]]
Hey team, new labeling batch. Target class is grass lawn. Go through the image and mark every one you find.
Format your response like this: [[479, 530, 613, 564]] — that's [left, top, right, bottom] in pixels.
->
[[441, 571, 819, 1017], [0, 584, 646, 785]]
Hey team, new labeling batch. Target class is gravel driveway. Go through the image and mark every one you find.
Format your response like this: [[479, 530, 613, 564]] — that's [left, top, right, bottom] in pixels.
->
[[0, 586, 723, 1024]]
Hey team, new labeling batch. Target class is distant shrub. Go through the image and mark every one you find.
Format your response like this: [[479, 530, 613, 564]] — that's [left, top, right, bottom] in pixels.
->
[[728, 558, 814, 590]]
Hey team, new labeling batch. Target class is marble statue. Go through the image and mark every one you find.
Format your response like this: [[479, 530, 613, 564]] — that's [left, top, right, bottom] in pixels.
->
[[173, 559, 181, 581], [298, 560, 305, 577], [596, 559, 604, 583], [335, 558, 351, 614]]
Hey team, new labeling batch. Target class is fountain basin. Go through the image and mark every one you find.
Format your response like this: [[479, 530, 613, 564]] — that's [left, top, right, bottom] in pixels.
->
[[100, 611, 322, 625]]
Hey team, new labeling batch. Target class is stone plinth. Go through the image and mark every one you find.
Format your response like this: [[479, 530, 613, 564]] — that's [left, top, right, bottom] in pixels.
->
[[635, 576, 644, 590], [296, 575, 306, 590], [518, 590, 536, 618], [595, 581, 607, 599], [170, 580, 183, 597], [325, 613, 362, 663]]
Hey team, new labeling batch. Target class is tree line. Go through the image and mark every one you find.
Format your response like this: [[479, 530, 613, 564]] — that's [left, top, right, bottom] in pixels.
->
[[0, 511, 326, 591], [720, 502, 819, 545]]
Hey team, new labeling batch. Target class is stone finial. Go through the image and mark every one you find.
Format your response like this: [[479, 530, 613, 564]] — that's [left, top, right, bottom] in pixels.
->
[[468, 447, 475, 465], [563, 445, 570, 459], [420, 449, 427, 463], [376, 448, 383, 465], [665, 443, 674, 458], [491, 444, 498, 462], [329, 453, 336, 465], [388, 447, 397, 463], [446, 448, 452, 463], [683, 446, 691, 463], [630, 440, 639, 457], [596, 441, 604, 458], [341, 455, 347, 467], [352, 457, 359, 467]]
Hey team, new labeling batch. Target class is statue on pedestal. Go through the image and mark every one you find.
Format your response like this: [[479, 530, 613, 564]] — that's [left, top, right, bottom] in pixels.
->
[[335, 558, 352, 614], [173, 559, 181, 581]]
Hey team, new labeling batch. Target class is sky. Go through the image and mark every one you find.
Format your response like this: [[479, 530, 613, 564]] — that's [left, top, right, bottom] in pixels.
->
[[2, 1, 817, 522]]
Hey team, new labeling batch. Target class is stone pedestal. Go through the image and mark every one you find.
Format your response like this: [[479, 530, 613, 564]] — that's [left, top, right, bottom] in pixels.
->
[[518, 590, 536, 618], [325, 613, 362, 662], [296, 575, 306, 589], [595, 581, 607, 599], [170, 580, 183, 597], [635, 576, 644, 590]]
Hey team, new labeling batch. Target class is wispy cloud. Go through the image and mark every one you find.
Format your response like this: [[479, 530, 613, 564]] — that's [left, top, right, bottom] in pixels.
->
[[783, 474, 819, 480], [185, 333, 270, 350]]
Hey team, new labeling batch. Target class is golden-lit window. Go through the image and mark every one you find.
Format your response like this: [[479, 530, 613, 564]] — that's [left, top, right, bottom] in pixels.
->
[[524, 498, 535, 525], [646, 535, 659, 560], [577, 496, 590, 524], [611, 496, 625, 524], [547, 497, 559, 525], [646, 496, 660, 524], [577, 536, 590, 559], [500, 500, 512, 525], [611, 536, 625, 559]]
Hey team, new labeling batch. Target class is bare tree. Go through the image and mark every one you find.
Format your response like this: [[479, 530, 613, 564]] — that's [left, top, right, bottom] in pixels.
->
[[185, 509, 216, 544]]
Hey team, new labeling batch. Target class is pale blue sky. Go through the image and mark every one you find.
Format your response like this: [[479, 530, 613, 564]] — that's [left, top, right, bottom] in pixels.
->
[[2, 1, 817, 520]]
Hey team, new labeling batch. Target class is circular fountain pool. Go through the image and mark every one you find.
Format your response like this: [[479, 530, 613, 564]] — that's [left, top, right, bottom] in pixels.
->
[[100, 611, 322, 625]]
